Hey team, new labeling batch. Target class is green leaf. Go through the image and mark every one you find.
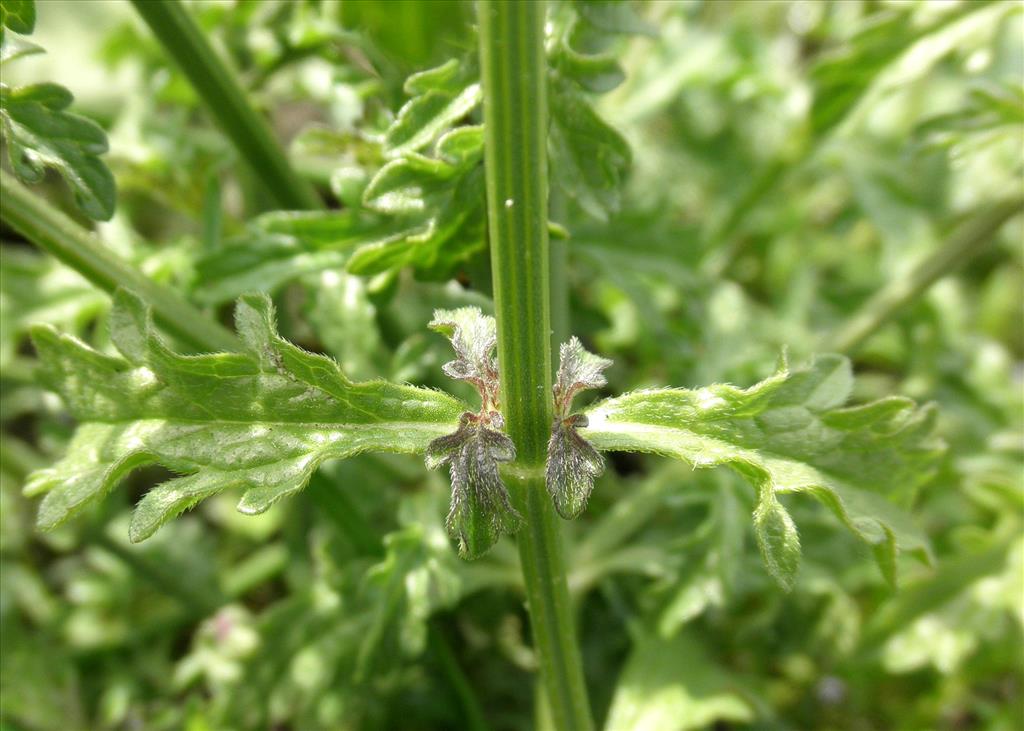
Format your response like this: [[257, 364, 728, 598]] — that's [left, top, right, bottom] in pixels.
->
[[752, 492, 801, 591], [552, 44, 624, 94], [0, 34, 42, 64], [224, 132, 485, 285], [194, 210, 409, 304], [383, 58, 481, 158], [347, 166, 485, 277], [0, 247, 106, 367], [0, 0, 34, 39], [363, 127, 484, 214], [0, 82, 116, 220], [403, 57, 464, 95], [548, 77, 631, 221], [304, 270, 382, 382], [355, 501, 464, 678], [25, 289, 465, 541], [808, 2, 994, 138], [548, 0, 646, 95], [604, 630, 754, 731], [572, 0, 656, 38], [581, 355, 942, 586]]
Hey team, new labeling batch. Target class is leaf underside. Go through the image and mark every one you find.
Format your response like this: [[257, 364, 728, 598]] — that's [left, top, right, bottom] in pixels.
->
[[26, 290, 464, 541], [581, 355, 943, 588]]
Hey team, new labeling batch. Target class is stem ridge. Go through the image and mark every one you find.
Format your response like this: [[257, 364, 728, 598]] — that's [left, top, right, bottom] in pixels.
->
[[478, 2, 594, 729]]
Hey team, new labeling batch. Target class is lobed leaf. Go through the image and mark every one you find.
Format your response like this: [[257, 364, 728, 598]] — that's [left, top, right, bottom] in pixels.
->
[[545, 1, 637, 221], [194, 210, 410, 304], [347, 166, 485, 277], [581, 355, 943, 587], [548, 77, 631, 222], [25, 290, 465, 541], [362, 126, 484, 214], [0, 81, 116, 220], [382, 57, 481, 158]]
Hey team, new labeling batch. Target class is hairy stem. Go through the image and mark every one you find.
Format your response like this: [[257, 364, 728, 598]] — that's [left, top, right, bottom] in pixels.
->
[[828, 195, 1023, 353], [0, 170, 239, 353], [130, 0, 322, 211], [478, 3, 594, 729]]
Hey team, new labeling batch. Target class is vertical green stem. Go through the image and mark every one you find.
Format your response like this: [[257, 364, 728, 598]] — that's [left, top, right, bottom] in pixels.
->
[[478, 3, 594, 730], [130, 0, 322, 211]]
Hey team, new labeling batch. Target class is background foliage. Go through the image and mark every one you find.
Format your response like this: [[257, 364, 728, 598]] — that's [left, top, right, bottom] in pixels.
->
[[1, 1, 1022, 730]]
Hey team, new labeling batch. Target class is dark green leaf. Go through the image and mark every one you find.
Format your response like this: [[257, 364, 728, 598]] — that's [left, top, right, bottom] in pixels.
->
[[0, 0, 34, 38], [0, 82, 116, 220], [549, 77, 631, 221]]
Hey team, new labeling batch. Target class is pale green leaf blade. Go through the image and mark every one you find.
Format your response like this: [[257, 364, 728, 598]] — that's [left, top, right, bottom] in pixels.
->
[[25, 289, 465, 541], [752, 492, 800, 590], [0, 34, 42, 64], [582, 355, 943, 585], [604, 630, 754, 731]]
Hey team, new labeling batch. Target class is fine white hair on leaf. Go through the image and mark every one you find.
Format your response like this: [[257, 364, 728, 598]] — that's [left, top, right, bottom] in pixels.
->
[[546, 338, 613, 520]]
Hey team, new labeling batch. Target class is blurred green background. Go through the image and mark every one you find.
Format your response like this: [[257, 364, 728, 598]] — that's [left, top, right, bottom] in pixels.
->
[[1, 1, 1022, 730]]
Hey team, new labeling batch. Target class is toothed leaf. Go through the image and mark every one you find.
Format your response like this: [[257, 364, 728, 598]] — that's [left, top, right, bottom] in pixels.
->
[[383, 57, 481, 158], [0, 81, 116, 220], [25, 289, 464, 541], [581, 355, 943, 586]]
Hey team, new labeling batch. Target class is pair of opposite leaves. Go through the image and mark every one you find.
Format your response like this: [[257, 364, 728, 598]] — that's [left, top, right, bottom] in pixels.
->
[[425, 307, 610, 560], [29, 292, 937, 589]]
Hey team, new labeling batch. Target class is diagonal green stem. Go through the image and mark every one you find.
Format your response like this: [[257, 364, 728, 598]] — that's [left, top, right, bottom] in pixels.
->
[[478, 2, 594, 729], [0, 170, 239, 353], [827, 195, 1024, 353], [130, 0, 322, 211], [700, 1, 997, 277]]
